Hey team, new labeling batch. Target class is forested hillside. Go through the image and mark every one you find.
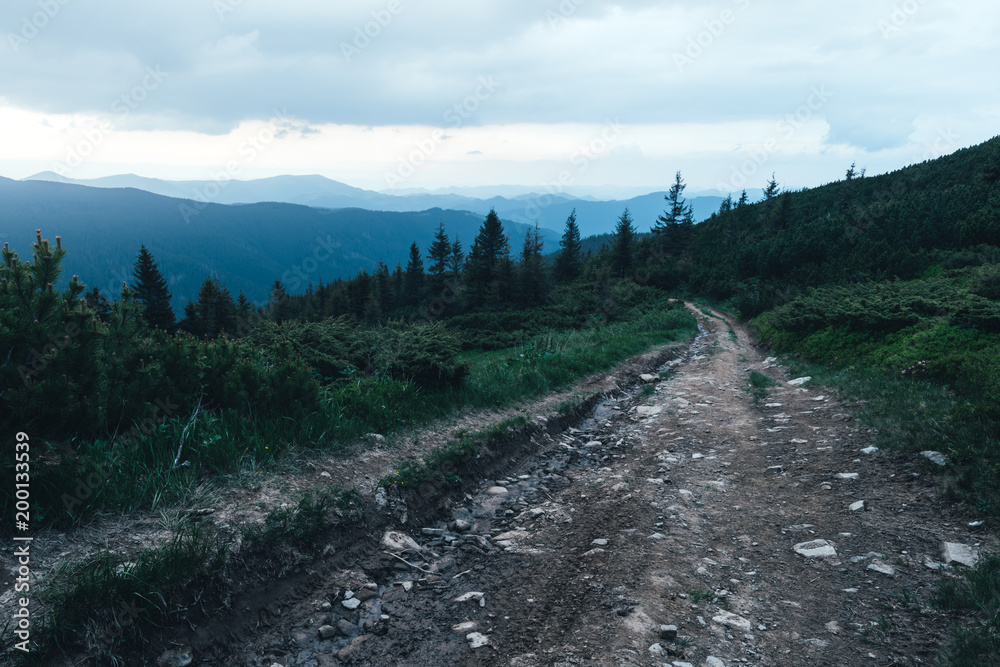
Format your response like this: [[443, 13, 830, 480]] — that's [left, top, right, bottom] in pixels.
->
[[0, 178, 557, 310]]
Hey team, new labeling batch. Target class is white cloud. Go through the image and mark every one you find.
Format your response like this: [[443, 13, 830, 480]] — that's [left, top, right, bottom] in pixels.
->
[[0, 0, 997, 190]]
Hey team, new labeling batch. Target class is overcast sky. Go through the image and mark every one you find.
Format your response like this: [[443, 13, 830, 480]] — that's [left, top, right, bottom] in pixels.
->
[[1, 0, 997, 194]]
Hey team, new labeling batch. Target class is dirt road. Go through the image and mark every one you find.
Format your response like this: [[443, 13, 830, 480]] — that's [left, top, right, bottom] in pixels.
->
[[175, 306, 985, 666]]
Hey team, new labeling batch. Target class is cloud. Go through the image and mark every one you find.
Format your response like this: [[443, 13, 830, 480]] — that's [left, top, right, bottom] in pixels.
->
[[0, 0, 997, 189]]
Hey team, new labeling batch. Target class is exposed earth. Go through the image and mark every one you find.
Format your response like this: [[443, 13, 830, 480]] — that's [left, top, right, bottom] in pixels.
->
[[21, 305, 991, 666]]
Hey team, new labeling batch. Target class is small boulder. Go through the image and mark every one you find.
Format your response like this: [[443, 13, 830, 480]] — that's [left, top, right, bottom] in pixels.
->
[[942, 542, 979, 567], [794, 539, 837, 558], [659, 624, 678, 641], [922, 451, 949, 466], [788, 376, 812, 386]]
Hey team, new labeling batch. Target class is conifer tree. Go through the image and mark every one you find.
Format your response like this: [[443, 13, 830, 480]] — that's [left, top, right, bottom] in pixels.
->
[[404, 242, 425, 306], [611, 208, 637, 278], [375, 260, 393, 312], [517, 223, 546, 306], [554, 210, 582, 282], [85, 286, 111, 321], [182, 276, 239, 338], [466, 209, 510, 305], [449, 237, 464, 281], [427, 223, 451, 294], [130, 245, 176, 330], [267, 280, 289, 323]]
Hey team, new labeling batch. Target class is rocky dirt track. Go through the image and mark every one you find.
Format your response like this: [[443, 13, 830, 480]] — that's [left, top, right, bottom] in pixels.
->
[[176, 306, 988, 666]]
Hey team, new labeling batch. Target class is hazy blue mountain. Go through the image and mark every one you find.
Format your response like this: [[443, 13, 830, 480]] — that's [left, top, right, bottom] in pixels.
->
[[0, 178, 558, 310], [24, 173, 727, 237]]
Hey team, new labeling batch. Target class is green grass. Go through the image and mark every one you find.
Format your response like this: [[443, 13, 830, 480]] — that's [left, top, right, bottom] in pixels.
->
[[35, 307, 697, 529], [934, 554, 1000, 665], [748, 370, 778, 402], [13, 486, 358, 664]]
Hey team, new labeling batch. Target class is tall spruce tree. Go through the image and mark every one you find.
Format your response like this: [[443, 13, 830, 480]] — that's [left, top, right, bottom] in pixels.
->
[[449, 237, 464, 281], [517, 223, 546, 306], [130, 245, 175, 330], [611, 208, 637, 279], [554, 210, 582, 282], [427, 223, 451, 294], [467, 209, 510, 305], [654, 171, 694, 255], [182, 276, 238, 338], [404, 242, 425, 306]]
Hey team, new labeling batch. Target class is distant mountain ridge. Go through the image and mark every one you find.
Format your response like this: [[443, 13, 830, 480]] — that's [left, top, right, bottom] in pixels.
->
[[0, 178, 558, 310], [23, 172, 733, 237]]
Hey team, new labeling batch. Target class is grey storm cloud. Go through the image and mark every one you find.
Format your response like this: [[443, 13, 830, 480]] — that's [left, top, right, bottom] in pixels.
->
[[0, 0, 998, 152]]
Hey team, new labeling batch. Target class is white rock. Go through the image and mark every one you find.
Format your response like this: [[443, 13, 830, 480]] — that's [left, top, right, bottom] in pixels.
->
[[788, 376, 812, 386], [381, 530, 422, 553], [850, 500, 865, 512], [640, 373, 661, 383], [692, 453, 704, 460], [341, 597, 361, 610], [794, 539, 838, 558], [867, 559, 895, 576], [764, 403, 783, 408], [825, 621, 842, 635], [673, 663, 695, 667], [486, 486, 509, 495], [835, 473, 859, 480], [591, 538, 609, 546], [648, 532, 666, 540], [648, 643, 666, 656], [712, 611, 752, 631], [922, 450, 949, 466], [494, 530, 529, 541], [582, 548, 606, 557], [942, 542, 980, 567], [466, 632, 489, 648], [704, 658, 727, 667], [452, 621, 478, 633], [764, 357, 778, 364], [678, 489, 694, 500], [647, 478, 666, 485], [453, 591, 486, 605], [584, 440, 603, 448], [861, 446, 879, 454], [637, 405, 664, 417], [790, 438, 809, 444]]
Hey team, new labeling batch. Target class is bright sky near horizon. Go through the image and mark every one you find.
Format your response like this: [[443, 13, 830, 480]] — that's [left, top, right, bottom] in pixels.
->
[[0, 0, 997, 195]]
